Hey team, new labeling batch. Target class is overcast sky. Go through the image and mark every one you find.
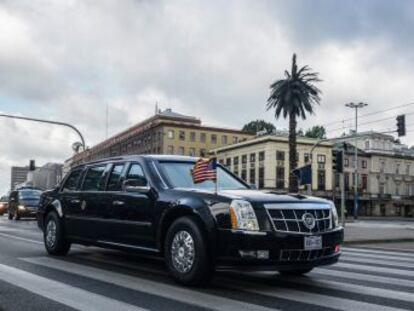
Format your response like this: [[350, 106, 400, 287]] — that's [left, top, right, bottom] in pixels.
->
[[1, 0, 414, 194]]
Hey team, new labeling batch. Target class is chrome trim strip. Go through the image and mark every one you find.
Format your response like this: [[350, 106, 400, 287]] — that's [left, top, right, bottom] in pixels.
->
[[97, 240, 159, 253], [65, 215, 152, 227], [152, 161, 168, 189], [230, 229, 267, 236], [264, 203, 331, 210]]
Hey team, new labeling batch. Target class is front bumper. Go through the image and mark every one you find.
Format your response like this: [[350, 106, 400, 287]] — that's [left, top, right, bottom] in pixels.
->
[[216, 227, 343, 271], [17, 207, 38, 218]]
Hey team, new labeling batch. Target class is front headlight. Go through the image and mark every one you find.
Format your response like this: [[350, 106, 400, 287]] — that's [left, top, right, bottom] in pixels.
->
[[330, 202, 339, 228], [18, 205, 26, 211], [229, 200, 259, 231]]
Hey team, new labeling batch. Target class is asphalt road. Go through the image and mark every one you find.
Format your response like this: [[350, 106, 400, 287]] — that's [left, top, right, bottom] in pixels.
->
[[0, 216, 413, 311]]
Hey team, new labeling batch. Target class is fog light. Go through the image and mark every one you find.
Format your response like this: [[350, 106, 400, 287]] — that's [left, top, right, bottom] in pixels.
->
[[335, 245, 341, 253], [257, 250, 269, 260]]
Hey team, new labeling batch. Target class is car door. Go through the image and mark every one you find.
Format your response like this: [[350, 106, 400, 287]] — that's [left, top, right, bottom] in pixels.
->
[[77, 164, 111, 241], [107, 162, 155, 248], [60, 168, 85, 237]]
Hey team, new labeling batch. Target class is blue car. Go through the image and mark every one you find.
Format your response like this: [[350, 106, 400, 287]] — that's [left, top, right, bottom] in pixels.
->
[[8, 188, 42, 220]]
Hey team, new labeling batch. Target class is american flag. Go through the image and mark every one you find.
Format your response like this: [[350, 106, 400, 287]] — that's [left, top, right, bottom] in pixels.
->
[[191, 157, 217, 184]]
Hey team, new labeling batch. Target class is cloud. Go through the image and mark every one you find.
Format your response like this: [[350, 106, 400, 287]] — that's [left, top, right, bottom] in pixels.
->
[[1, 0, 414, 194]]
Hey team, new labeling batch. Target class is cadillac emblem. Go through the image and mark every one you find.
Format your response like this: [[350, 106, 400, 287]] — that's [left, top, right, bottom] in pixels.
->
[[302, 212, 316, 230]]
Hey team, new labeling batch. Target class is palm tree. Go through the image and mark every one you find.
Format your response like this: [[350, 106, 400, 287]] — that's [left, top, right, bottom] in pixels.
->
[[267, 54, 321, 192]]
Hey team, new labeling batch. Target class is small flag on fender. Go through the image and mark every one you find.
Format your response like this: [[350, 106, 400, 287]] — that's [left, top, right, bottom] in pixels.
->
[[191, 158, 217, 184]]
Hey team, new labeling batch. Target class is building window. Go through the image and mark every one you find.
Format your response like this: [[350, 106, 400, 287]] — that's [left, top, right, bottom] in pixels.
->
[[200, 133, 206, 143], [276, 167, 285, 189], [233, 136, 238, 144], [189, 147, 196, 156], [317, 154, 326, 163], [406, 164, 410, 175], [361, 174, 367, 190], [242, 155, 247, 164], [365, 140, 370, 149], [179, 131, 185, 141], [380, 161, 385, 173], [167, 145, 174, 154], [259, 151, 265, 161], [344, 173, 350, 190], [241, 169, 247, 181], [304, 153, 310, 163], [190, 132, 196, 142], [179, 146, 185, 155], [344, 158, 349, 167], [233, 157, 239, 165], [225, 158, 231, 168], [396, 163, 400, 175], [361, 160, 367, 169], [249, 168, 256, 185], [200, 149, 206, 157], [379, 183, 384, 194], [211, 134, 217, 144], [317, 170, 325, 191], [276, 151, 285, 161], [258, 167, 265, 189], [250, 153, 256, 162], [221, 135, 228, 145], [167, 130, 174, 139]]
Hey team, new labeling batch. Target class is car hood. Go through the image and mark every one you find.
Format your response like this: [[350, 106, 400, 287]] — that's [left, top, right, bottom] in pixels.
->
[[174, 188, 330, 205], [20, 198, 40, 207]]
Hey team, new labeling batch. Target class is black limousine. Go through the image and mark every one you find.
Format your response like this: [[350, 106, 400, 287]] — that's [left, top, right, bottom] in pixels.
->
[[37, 155, 343, 285]]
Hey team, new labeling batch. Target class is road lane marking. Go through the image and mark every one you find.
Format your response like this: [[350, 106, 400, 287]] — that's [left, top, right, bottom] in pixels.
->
[[312, 269, 414, 288], [0, 263, 146, 311], [22, 256, 279, 311], [331, 262, 414, 277], [224, 280, 408, 311], [340, 256, 414, 269], [342, 252, 414, 263], [344, 247, 414, 259], [0, 232, 43, 245]]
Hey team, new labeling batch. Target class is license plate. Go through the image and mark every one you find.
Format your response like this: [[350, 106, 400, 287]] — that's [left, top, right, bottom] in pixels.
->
[[304, 236, 322, 250]]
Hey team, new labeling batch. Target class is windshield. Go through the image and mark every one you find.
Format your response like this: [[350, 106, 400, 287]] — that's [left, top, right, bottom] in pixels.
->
[[159, 161, 248, 191], [18, 190, 41, 199]]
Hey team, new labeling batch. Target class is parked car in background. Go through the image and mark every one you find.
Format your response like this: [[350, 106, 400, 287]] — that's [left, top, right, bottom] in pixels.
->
[[0, 195, 9, 216], [8, 188, 42, 220], [37, 155, 343, 285]]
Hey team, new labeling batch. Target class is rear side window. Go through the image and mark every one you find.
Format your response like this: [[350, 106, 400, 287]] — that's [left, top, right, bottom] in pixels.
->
[[107, 164, 125, 191], [62, 170, 82, 192], [126, 164, 147, 186], [82, 165, 107, 191]]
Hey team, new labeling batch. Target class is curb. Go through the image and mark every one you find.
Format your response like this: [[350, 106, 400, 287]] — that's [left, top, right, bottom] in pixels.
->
[[343, 238, 414, 245]]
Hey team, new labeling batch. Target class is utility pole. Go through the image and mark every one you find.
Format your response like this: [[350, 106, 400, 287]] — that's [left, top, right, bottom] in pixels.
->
[[345, 102, 368, 219], [0, 113, 86, 151]]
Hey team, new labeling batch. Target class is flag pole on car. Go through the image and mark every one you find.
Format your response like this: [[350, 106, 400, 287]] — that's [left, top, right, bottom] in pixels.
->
[[191, 156, 218, 195]]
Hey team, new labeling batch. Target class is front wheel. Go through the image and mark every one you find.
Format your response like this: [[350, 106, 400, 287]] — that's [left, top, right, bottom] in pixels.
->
[[165, 216, 214, 286], [279, 268, 313, 276], [8, 210, 13, 220], [44, 211, 71, 256]]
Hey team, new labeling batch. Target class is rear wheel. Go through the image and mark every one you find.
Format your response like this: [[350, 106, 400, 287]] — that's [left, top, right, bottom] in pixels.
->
[[165, 216, 214, 286], [44, 211, 71, 256], [279, 268, 313, 276]]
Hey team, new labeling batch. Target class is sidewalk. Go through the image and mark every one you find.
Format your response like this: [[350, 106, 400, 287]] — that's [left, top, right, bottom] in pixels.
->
[[343, 219, 414, 245]]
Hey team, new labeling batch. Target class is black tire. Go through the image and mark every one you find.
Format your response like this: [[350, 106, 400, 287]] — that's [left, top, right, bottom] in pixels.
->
[[165, 216, 214, 286], [44, 211, 71, 256], [279, 268, 313, 276], [15, 211, 20, 220], [8, 210, 13, 220]]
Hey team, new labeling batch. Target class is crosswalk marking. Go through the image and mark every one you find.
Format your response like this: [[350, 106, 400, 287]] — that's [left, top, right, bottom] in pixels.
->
[[0, 232, 43, 245], [0, 263, 146, 311], [341, 252, 414, 263], [21, 256, 278, 311], [341, 255, 414, 269], [333, 262, 414, 277], [344, 247, 414, 259]]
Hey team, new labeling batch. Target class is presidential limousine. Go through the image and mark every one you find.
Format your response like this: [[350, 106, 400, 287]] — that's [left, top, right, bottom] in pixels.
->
[[37, 155, 344, 285]]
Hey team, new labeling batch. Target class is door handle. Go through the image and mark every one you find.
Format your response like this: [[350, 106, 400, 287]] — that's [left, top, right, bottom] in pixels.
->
[[112, 200, 125, 206], [71, 199, 80, 204]]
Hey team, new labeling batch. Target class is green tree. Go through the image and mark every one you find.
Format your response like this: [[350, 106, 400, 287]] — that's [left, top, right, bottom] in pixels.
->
[[266, 54, 322, 192], [242, 120, 275, 134], [305, 125, 326, 139]]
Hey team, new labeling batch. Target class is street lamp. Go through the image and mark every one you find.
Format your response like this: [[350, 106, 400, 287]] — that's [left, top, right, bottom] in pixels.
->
[[345, 102, 368, 220]]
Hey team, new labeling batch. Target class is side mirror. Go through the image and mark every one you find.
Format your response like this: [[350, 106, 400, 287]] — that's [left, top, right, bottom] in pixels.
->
[[122, 179, 150, 194]]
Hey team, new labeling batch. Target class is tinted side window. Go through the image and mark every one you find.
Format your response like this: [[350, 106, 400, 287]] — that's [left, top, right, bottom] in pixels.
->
[[62, 170, 82, 192], [126, 164, 147, 186], [82, 165, 107, 191], [107, 164, 125, 191]]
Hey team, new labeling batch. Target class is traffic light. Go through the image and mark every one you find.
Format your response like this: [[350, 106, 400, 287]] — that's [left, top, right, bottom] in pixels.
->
[[397, 114, 406, 137], [29, 160, 36, 171], [332, 150, 343, 173]]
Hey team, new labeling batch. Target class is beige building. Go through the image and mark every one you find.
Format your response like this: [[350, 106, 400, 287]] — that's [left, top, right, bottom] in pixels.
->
[[70, 109, 254, 167], [212, 135, 333, 193]]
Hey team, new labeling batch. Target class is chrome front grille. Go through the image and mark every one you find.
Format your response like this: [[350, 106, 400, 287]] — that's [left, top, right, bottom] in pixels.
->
[[266, 207, 332, 234], [279, 246, 335, 262]]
